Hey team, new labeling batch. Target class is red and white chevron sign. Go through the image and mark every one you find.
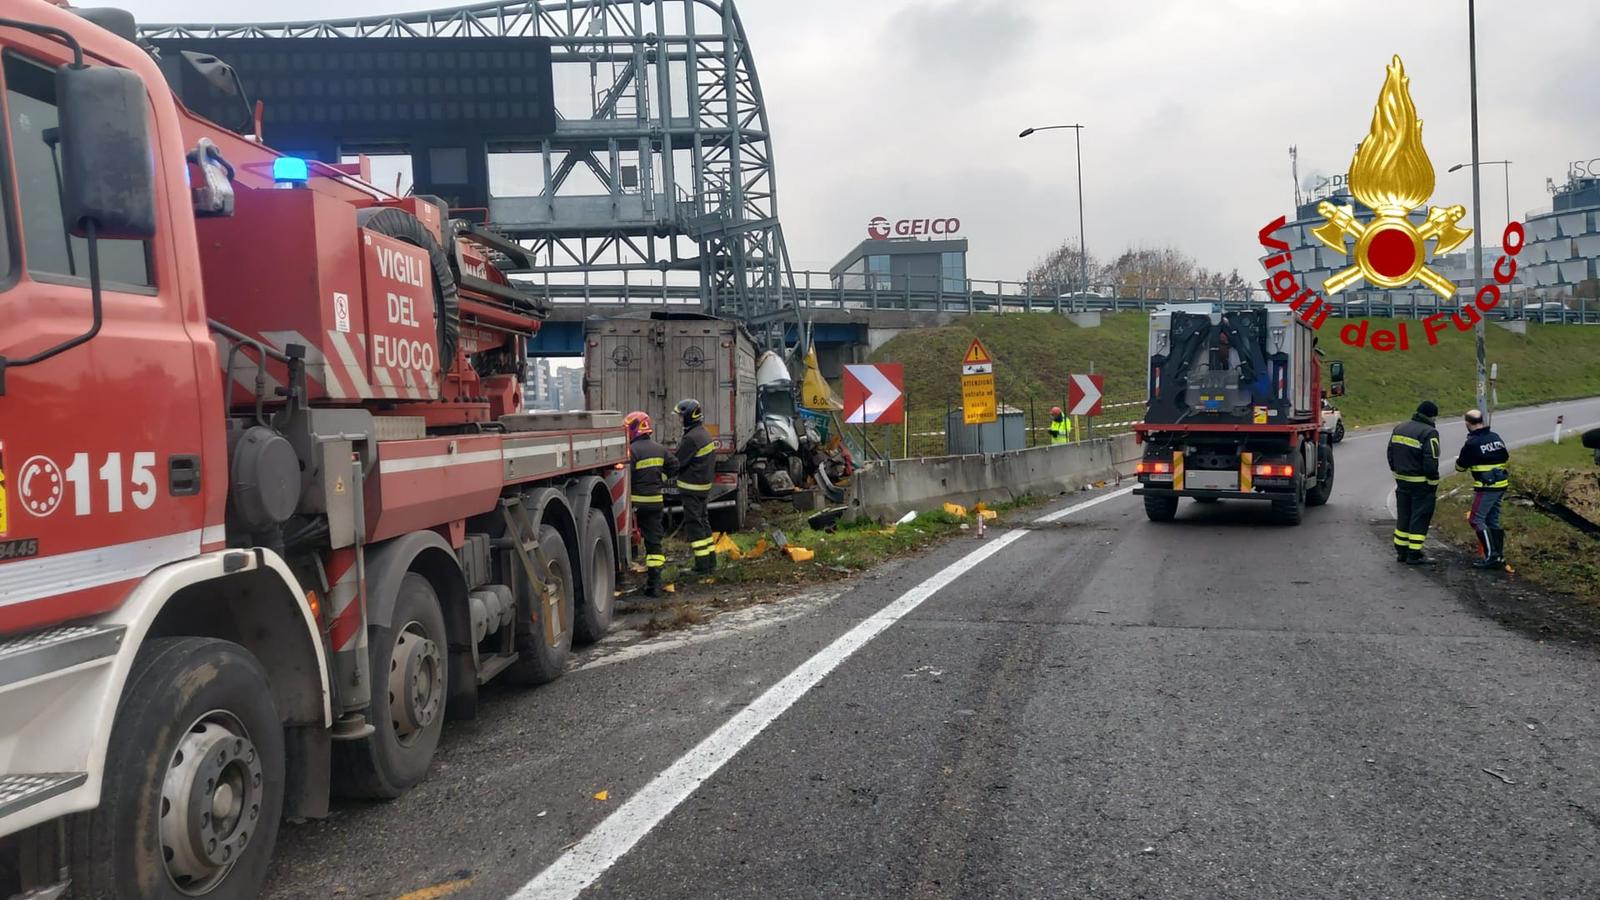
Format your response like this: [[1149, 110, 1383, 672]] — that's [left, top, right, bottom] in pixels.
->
[[1068, 373, 1104, 416], [842, 363, 905, 425]]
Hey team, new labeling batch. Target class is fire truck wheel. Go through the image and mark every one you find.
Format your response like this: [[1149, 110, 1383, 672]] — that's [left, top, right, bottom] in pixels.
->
[[575, 508, 616, 645], [1307, 443, 1335, 507], [1273, 474, 1306, 525], [334, 573, 448, 799], [504, 525, 576, 686], [1143, 495, 1179, 522], [70, 637, 283, 899]]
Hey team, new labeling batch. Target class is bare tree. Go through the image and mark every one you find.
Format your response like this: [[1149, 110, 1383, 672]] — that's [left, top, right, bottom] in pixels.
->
[[1103, 247, 1200, 300], [1025, 240, 1103, 296]]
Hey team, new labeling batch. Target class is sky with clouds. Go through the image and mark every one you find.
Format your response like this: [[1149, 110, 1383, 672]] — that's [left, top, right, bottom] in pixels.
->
[[121, 0, 1600, 281]]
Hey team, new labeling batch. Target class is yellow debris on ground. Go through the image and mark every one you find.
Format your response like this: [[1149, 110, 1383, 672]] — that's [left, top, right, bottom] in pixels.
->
[[712, 532, 742, 559], [943, 502, 967, 518], [978, 509, 998, 521], [746, 537, 770, 558], [593, 790, 610, 801], [785, 546, 815, 562]]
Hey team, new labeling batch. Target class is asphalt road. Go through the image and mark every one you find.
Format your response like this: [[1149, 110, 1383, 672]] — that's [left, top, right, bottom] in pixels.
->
[[265, 397, 1600, 900]]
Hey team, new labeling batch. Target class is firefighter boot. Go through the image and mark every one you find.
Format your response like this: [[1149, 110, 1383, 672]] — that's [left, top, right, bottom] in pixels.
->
[[645, 568, 664, 598], [695, 553, 717, 575], [1396, 544, 1410, 563], [1489, 527, 1507, 566], [1405, 548, 1430, 565], [1471, 528, 1498, 569]]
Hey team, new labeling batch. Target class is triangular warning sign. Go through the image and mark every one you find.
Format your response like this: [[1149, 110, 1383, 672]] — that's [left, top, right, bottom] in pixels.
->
[[962, 337, 992, 366]]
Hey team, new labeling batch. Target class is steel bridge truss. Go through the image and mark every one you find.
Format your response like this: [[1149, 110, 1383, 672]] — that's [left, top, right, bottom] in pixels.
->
[[141, 0, 797, 324]]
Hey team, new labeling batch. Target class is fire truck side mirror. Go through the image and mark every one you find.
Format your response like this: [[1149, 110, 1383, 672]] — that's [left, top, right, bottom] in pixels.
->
[[1328, 360, 1346, 397], [55, 64, 157, 241]]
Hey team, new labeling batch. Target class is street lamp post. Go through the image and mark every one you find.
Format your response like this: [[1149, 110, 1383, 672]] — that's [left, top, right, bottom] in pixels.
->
[[1019, 124, 1087, 310], [1447, 160, 1512, 230], [1466, 0, 1488, 420]]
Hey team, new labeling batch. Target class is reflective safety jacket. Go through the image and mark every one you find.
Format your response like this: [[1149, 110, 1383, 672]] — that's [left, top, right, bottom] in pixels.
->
[[629, 436, 677, 505], [674, 424, 718, 493], [1387, 414, 1441, 485], [1049, 417, 1072, 445], [1455, 427, 1510, 489]]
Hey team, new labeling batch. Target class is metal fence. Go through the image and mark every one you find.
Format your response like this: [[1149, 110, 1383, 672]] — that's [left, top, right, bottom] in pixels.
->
[[886, 396, 1145, 460], [523, 269, 1600, 325]]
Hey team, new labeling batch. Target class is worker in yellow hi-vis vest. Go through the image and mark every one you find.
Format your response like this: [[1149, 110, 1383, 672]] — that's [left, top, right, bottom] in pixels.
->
[[1048, 406, 1073, 445]]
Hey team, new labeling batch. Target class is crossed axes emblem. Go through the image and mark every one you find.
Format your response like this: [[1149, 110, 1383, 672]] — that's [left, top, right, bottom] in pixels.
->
[[1310, 201, 1472, 300]]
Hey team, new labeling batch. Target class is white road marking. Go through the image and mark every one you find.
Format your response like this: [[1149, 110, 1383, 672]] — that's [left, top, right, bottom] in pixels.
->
[[511, 487, 1124, 899], [1032, 485, 1136, 523]]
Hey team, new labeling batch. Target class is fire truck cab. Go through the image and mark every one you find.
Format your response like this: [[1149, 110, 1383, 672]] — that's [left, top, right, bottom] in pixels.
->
[[0, 4, 629, 896]]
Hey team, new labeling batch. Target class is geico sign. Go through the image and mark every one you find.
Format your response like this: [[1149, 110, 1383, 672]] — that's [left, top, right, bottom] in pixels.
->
[[867, 216, 961, 240]]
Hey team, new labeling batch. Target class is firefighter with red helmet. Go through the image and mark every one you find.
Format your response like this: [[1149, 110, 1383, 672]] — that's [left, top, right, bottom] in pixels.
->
[[625, 411, 676, 596], [1048, 406, 1073, 445]]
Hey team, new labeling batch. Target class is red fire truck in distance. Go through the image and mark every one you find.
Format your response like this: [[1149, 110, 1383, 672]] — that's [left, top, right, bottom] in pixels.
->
[[0, 3, 630, 895]]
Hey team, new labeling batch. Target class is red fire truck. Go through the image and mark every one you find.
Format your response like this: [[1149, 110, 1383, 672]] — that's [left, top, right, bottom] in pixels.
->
[[0, 4, 631, 895]]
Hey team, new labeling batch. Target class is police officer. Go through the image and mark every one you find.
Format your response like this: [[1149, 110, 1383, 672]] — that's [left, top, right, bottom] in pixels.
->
[[1455, 408, 1510, 570], [625, 411, 675, 596], [674, 398, 718, 574], [1388, 399, 1442, 564], [1048, 406, 1073, 445]]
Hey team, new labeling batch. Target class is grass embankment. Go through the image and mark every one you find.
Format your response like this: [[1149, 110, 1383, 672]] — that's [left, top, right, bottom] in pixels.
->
[[866, 312, 1600, 454], [1435, 439, 1600, 607]]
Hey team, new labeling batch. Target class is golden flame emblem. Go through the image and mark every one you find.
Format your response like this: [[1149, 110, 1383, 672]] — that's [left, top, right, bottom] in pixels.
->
[[1311, 56, 1472, 299]]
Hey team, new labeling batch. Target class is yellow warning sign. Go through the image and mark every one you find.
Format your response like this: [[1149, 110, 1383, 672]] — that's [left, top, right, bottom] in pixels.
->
[[961, 373, 996, 425], [962, 337, 993, 367]]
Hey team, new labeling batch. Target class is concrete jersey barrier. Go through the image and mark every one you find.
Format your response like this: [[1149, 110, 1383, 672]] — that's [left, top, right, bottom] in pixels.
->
[[848, 434, 1140, 521]]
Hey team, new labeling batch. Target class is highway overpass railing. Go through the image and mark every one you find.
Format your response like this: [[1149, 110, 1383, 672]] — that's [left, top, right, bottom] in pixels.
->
[[514, 270, 1600, 325]]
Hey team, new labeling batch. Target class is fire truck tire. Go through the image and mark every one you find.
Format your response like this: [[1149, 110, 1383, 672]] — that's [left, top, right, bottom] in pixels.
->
[[1273, 475, 1306, 525], [504, 525, 576, 686], [334, 574, 448, 799], [1144, 495, 1179, 522], [1307, 443, 1335, 507], [575, 508, 616, 645], [70, 637, 283, 899]]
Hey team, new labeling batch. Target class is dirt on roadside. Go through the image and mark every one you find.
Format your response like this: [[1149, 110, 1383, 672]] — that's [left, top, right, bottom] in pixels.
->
[[1411, 527, 1600, 651]]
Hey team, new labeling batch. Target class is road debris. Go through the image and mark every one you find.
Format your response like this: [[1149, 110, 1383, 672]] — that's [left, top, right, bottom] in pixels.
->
[[594, 789, 611, 801], [1482, 768, 1516, 785]]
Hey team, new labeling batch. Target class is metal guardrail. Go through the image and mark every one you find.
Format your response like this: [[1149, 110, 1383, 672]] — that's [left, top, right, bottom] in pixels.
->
[[520, 270, 1600, 325]]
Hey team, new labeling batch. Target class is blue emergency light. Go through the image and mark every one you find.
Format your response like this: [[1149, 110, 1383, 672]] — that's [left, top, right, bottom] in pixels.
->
[[272, 156, 310, 185]]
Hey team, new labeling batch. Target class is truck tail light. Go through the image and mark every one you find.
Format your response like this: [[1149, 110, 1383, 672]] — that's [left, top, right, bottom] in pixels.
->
[[1136, 460, 1172, 474], [1253, 463, 1294, 477]]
